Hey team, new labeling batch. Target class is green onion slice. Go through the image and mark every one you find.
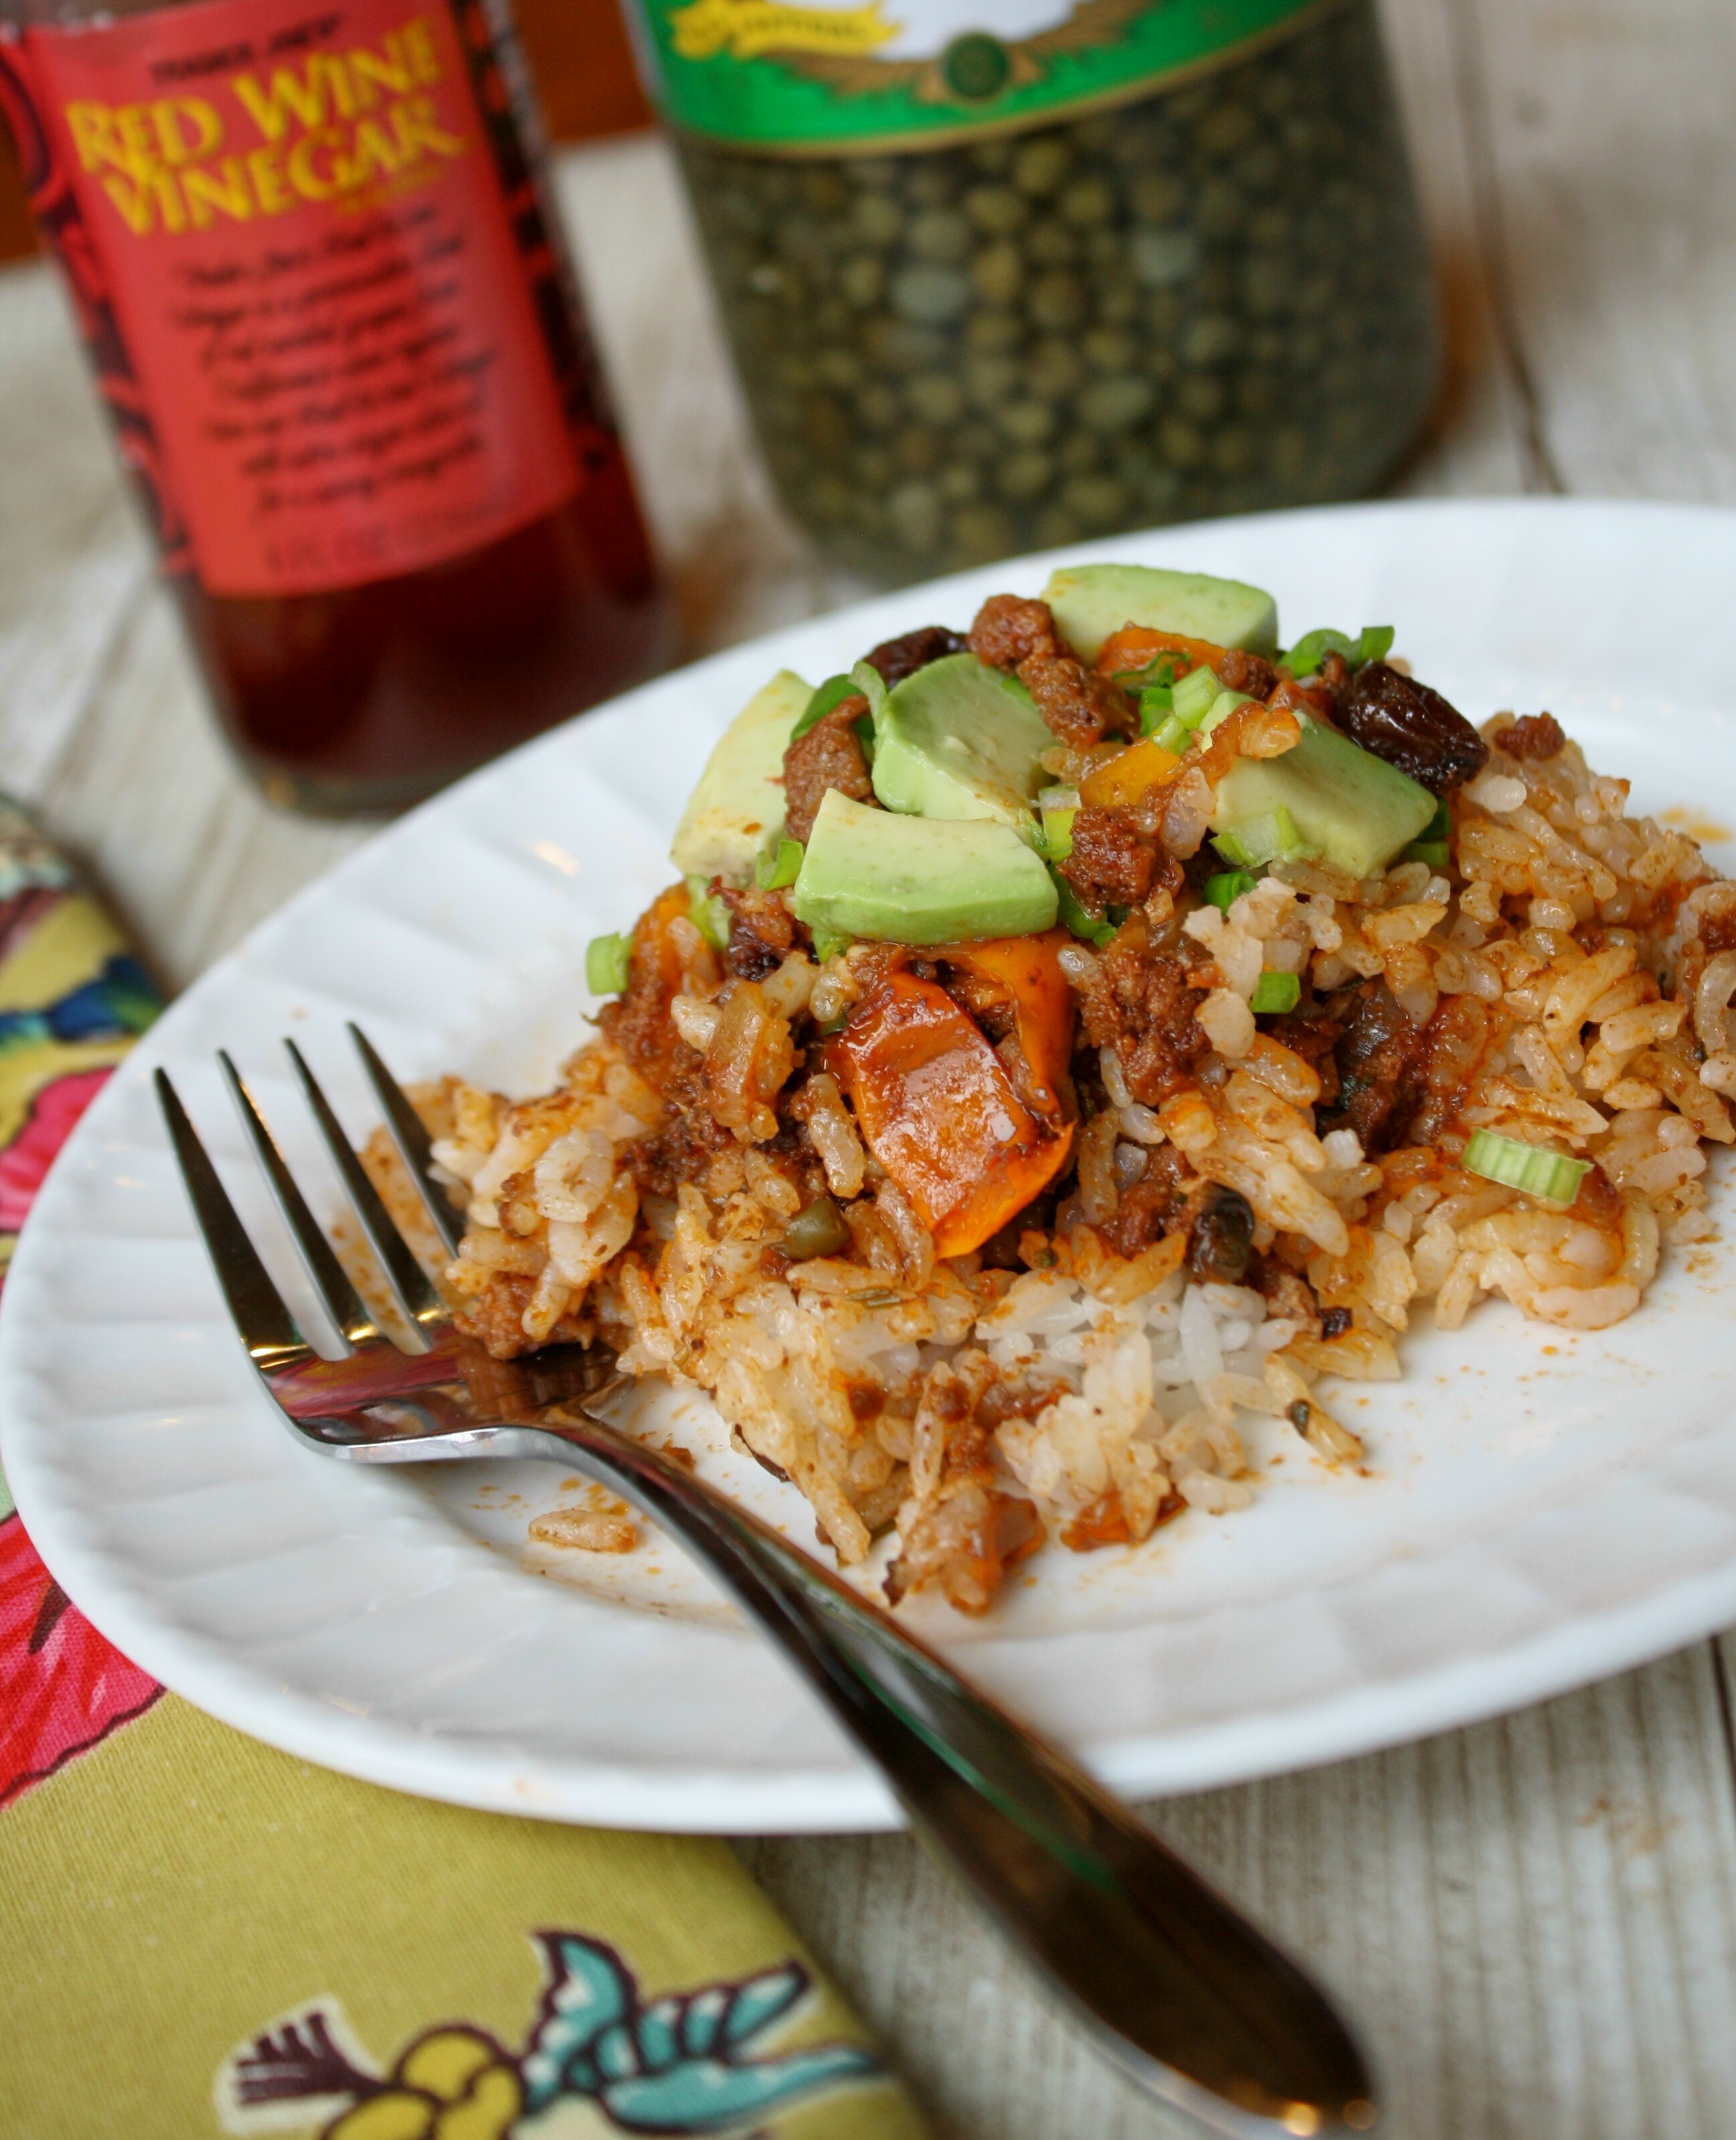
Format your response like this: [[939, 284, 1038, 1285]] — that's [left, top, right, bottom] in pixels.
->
[[1171, 664, 1220, 727], [1138, 681, 1174, 734], [1463, 1129, 1591, 1206], [790, 672, 857, 741], [1149, 713, 1190, 756], [585, 932, 631, 995], [685, 873, 732, 953], [1249, 971, 1301, 1015], [755, 837, 804, 891], [1281, 624, 1396, 679], [1050, 867, 1115, 948], [811, 926, 855, 964], [1204, 869, 1256, 912], [1038, 786, 1078, 861]]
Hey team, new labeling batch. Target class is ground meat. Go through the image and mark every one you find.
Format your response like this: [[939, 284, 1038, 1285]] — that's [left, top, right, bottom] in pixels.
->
[[622, 1046, 732, 1198], [1497, 712, 1567, 762], [1060, 805, 1159, 907], [782, 694, 875, 845], [1260, 1010, 1344, 1105], [865, 624, 967, 688], [883, 1354, 1044, 1614], [454, 1273, 540, 1362], [720, 884, 795, 980], [1316, 979, 1428, 1152], [1071, 916, 1211, 1108], [1017, 650, 1134, 748], [968, 592, 1059, 669], [1215, 648, 1278, 701], [1258, 1264, 1324, 1337], [1096, 1141, 1192, 1258]]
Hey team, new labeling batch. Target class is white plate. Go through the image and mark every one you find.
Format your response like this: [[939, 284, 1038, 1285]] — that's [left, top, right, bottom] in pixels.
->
[[8, 498, 1736, 1835]]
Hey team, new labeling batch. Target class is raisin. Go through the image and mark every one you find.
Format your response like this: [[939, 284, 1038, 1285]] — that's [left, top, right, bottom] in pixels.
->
[[1321, 1305, 1352, 1338], [865, 624, 968, 689], [1215, 648, 1278, 701], [1337, 660, 1488, 794]]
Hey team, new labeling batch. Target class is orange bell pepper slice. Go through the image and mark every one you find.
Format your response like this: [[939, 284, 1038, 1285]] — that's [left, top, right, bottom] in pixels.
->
[[826, 969, 1074, 1258], [931, 929, 1074, 1124], [1094, 625, 1230, 681], [1080, 736, 1182, 810]]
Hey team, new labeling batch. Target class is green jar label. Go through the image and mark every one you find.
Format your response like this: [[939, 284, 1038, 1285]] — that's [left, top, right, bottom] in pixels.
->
[[627, 0, 1332, 151]]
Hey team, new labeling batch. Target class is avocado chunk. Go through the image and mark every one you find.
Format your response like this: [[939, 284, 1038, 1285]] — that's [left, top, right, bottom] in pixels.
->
[[792, 792, 1058, 945], [1212, 715, 1437, 880], [1042, 563, 1279, 664], [670, 669, 811, 886], [871, 653, 1053, 835]]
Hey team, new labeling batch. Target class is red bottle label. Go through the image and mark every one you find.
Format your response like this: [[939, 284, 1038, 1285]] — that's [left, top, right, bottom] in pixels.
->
[[2, 0, 581, 597]]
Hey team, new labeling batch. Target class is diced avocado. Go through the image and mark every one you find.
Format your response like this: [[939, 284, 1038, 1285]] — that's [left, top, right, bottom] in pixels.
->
[[1212, 715, 1436, 881], [670, 669, 811, 886], [1042, 563, 1279, 664], [792, 792, 1058, 945], [871, 653, 1053, 835]]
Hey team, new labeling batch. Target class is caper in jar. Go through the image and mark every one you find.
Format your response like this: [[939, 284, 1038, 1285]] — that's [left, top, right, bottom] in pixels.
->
[[674, 0, 1439, 584]]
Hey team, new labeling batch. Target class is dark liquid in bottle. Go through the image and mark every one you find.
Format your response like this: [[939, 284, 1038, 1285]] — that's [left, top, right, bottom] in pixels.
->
[[1, 0, 674, 814], [182, 441, 668, 813]]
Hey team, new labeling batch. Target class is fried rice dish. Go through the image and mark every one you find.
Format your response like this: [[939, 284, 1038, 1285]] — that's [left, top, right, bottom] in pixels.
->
[[392, 563, 1733, 1616]]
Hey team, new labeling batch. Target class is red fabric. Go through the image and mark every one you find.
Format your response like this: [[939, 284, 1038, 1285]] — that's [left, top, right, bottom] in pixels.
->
[[0, 1060, 162, 1804]]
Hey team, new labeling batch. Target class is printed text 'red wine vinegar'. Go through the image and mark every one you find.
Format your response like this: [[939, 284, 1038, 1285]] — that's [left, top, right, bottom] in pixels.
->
[[62, 16, 467, 236]]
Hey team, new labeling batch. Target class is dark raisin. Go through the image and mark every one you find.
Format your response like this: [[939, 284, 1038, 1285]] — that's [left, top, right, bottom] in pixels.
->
[[1497, 713, 1565, 762], [1187, 1184, 1254, 1285], [1321, 1305, 1352, 1338], [865, 624, 968, 689], [1336, 660, 1488, 794]]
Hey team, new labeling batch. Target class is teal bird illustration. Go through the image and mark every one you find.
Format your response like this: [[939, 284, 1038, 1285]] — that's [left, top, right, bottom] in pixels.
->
[[519, 1932, 881, 2132]]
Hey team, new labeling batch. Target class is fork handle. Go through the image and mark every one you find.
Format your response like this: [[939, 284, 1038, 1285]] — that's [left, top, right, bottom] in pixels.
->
[[467, 1413, 1371, 2139]]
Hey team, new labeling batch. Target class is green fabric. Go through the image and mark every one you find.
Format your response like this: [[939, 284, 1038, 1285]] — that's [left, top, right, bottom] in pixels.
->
[[2, 1693, 923, 2140]]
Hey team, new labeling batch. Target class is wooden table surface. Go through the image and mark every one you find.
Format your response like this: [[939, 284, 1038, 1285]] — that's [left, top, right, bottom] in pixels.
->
[[6, 5, 1736, 2135]]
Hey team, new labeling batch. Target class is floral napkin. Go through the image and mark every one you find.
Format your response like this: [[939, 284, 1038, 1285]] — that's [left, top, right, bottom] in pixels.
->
[[0, 798, 924, 2140]]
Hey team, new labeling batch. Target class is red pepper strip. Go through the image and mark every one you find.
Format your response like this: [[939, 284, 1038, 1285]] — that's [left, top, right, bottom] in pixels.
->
[[827, 971, 1074, 1258], [931, 929, 1075, 1127], [1094, 625, 1230, 681]]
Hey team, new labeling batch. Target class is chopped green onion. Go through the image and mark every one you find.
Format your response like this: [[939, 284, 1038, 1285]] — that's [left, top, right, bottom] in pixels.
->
[[1039, 786, 1078, 861], [755, 837, 804, 890], [1400, 799, 1451, 870], [1149, 713, 1190, 756], [1282, 624, 1396, 678], [1212, 804, 1311, 870], [1171, 664, 1220, 727], [1050, 867, 1115, 947], [790, 672, 857, 741], [1204, 869, 1256, 912], [811, 926, 855, 964], [585, 932, 631, 995], [1138, 681, 1174, 735], [849, 659, 889, 729], [1250, 971, 1301, 1015], [685, 873, 731, 952], [1463, 1129, 1591, 1206]]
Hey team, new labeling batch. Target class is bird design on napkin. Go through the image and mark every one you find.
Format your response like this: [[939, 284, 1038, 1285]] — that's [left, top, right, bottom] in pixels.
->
[[219, 1930, 884, 2137]]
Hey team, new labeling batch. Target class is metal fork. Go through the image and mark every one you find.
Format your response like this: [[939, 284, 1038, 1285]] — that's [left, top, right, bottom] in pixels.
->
[[157, 1025, 1375, 2140]]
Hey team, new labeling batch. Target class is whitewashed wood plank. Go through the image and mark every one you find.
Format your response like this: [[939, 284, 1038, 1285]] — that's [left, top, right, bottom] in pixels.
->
[[1467, 0, 1736, 502]]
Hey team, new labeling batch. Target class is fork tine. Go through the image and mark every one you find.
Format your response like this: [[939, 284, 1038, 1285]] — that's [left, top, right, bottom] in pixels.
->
[[283, 1038, 445, 1333], [348, 1023, 464, 1259], [217, 1051, 379, 1352], [156, 1068, 307, 1370]]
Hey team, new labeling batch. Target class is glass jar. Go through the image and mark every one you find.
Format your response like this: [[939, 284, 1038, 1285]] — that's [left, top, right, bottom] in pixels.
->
[[630, 0, 1439, 584], [0, 0, 674, 812]]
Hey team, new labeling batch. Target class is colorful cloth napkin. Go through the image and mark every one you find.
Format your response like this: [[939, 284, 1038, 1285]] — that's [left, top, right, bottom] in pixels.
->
[[0, 800, 926, 2140]]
